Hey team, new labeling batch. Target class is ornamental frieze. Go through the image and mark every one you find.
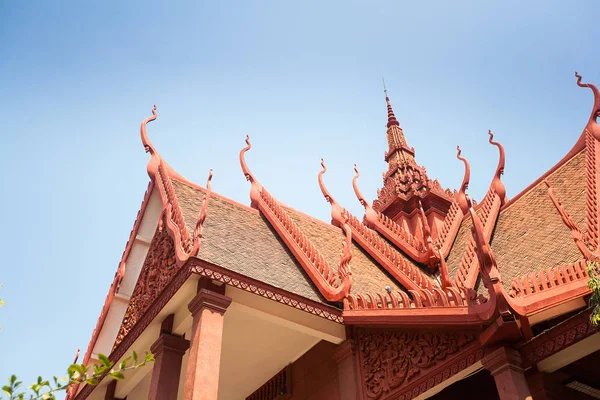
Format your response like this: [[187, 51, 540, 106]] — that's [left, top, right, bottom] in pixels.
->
[[114, 223, 179, 347], [357, 328, 476, 399]]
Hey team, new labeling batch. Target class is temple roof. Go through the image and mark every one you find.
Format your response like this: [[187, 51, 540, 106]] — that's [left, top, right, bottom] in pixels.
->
[[492, 149, 586, 291], [81, 74, 600, 370], [171, 177, 406, 306]]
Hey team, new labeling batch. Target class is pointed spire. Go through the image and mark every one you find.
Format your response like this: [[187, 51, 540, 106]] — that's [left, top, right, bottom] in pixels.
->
[[383, 78, 400, 128]]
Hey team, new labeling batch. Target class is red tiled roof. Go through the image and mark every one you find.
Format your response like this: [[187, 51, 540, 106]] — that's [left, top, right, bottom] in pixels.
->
[[491, 150, 586, 290], [171, 178, 405, 305]]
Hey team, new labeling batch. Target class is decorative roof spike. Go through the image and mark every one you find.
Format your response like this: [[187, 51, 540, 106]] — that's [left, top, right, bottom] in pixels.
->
[[318, 158, 345, 227], [488, 130, 507, 204], [140, 105, 161, 176], [384, 83, 400, 128], [575, 72, 600, 139], [191, 168, 213, 256], [140, 105, 158, 154], [352, 164, 368, 208], [239, 135, 261, 208], [418, 200, 438, 270], [466, 194, 511, 318], [456, 145, 471, 214]]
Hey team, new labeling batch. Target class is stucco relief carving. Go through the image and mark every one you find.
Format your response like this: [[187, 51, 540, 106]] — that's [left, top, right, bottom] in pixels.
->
[[357, 329, 476, 399], [115, 223, 179, 347]]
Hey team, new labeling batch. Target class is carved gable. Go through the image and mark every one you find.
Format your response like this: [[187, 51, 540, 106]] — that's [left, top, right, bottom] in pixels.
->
[[357, 328, 478, 399], [114, 223, 179, 347]]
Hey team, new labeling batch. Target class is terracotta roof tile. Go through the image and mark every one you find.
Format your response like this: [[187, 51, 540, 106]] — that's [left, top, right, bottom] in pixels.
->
[[446, 217, 471, 279], [286, 209, 405, 295], [173, 179, 327, 304], [491, 150, 586, 290], [172, 179, 405, 304]]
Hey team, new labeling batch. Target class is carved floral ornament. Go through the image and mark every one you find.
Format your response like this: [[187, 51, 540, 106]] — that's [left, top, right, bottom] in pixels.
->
[[357, 328, 477, 399]]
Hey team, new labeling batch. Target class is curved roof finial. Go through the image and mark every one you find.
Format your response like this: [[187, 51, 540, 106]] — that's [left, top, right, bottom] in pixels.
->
[[488, 130, 507, 203], [383, 79, 400, 129], [575, 72, 600, 138], [456, 145, 471, 214], [140, 105, 158, 155], [318, 158, 335, 204], [240, 135, 257, 183], [352, 164, 368, 208], [575, 72, 600, 114], [193, 168, 213, 239]]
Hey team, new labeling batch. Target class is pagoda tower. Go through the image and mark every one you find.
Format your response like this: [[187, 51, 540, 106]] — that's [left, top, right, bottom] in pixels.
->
[[373, 89, 453, 239]]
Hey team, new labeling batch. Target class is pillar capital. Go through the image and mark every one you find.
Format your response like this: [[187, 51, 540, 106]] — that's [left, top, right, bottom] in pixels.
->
[[148, 315, 190, 400], [150, 333, 190, 357], [482, 346, 524, 376], [483, 346, 532, 400], [188, 288, 232, 316]]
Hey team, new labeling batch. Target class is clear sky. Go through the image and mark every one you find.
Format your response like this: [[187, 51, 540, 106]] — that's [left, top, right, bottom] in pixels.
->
[[1, 0, 599, 392]]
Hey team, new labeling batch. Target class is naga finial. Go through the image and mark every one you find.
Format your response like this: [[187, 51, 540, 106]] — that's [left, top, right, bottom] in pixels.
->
[[488, 130, 507, 204], [140, 105, 158, 154], [575, 72, 600, 139], [456, 145, 471, 214], [240, 135, 256, 183], [239, 135, 261, 208], [352, 164, 368, 208], [191, 168, 213, 255], [318, 158, 334, 204]]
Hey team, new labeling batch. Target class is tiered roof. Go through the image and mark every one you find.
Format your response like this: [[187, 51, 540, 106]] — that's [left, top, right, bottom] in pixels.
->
[[82, 73, 600, 369]]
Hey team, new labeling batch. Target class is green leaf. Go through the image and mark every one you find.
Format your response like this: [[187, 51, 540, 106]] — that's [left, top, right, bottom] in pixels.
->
[[109, 372, 125, 380], [144, 352, 155, 363], [98, 354, 112, 368], [132, 351, 138, 364]]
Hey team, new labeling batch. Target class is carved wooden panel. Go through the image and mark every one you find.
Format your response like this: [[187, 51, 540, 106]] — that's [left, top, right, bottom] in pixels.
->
[[115, 224, 179, 347], [357, 328, 477, 399]]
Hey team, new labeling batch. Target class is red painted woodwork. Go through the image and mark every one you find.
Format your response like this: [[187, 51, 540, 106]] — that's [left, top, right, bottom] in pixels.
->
[[355, 328, 480, 399], [77, 75, 600, 400], [519, 308, 598, 367], [115, 225, 179, 347], [184, 285, 232, 400], [239, 136, 353, 301], [190, 259, 344, 323], [482, 347, 532, 400], [148, 331, 190, 400], [373, 94, 454, 238], [104, 380, 125, 400]]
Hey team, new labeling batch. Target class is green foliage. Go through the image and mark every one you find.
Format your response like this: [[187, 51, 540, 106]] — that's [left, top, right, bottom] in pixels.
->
[[587, 260, 600, 326], [1, 351, 154, 400]]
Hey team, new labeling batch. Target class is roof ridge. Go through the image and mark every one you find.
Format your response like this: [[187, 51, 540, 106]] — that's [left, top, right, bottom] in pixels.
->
[[346, 211, 435, 293], [545, 180, 592, 259], [453, 188, 502, 288], [240, 136, 353, 302], [352, 164, 433, 265]]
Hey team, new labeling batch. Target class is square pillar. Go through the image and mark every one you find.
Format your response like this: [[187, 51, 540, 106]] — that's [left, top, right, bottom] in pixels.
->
[[333, 340, 360, 400], [183, 281, 232, 400], [148, 316, 190, 400], [483, 347, 532, 400]]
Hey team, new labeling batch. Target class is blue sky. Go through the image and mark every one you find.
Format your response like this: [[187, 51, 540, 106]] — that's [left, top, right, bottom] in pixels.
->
[[1, 0, 599, 392]]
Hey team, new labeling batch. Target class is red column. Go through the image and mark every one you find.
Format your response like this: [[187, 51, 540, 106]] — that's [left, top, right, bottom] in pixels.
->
[[183, 281, 232, 400], [333, 340, 360, 400], [483, 347, 532, 400], [148, 314, 190, 400]]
